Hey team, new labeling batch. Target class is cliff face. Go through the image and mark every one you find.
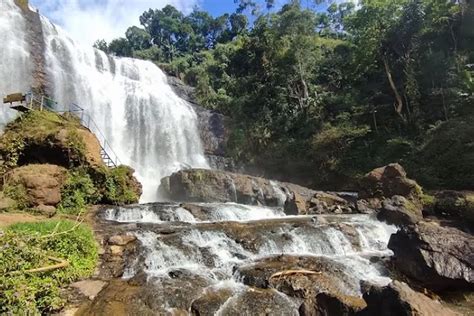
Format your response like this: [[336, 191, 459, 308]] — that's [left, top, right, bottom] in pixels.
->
[[167, 76, 234, 170], [14, 0, 48, 94]]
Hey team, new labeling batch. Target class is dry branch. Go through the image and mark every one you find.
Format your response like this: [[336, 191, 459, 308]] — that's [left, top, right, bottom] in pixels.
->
[[269, 269, 322, 280], [24, 256, 69, 274]]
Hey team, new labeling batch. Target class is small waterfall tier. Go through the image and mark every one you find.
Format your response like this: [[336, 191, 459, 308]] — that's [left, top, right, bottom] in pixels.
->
[[102, 202, 397, 313]]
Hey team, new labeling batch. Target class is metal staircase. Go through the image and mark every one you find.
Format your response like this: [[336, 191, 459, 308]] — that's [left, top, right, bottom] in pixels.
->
[[2, 92, 121, 168]]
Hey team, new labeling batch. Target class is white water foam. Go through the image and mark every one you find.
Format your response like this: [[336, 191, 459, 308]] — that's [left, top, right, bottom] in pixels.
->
[[104, 202, 286, 223], [0, 1, 33, 127], [129, 214, 396, 295], [0, 2, 209, 202]]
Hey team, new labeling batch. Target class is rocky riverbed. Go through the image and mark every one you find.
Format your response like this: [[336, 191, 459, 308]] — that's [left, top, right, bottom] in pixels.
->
[[68, 164, 474, 315]]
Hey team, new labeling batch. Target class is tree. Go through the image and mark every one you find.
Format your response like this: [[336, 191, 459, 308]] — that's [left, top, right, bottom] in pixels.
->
[[125, 26, 151, 51], [108, 38, 133, 57], [93, 39, 108, 52]]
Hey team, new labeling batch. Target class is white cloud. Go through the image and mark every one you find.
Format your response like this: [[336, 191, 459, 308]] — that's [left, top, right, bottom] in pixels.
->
[[31, 0, 200, 46]]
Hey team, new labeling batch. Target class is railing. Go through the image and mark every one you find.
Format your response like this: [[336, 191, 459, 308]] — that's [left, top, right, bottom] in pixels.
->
[[24, 92, 121, 168]]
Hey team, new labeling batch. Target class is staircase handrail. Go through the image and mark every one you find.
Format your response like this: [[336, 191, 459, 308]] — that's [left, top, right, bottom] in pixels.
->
[[24, 92, 121, 167]]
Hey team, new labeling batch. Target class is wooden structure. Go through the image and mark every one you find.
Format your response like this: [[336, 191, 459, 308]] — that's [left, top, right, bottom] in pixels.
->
[[2, 92, 120, 168]]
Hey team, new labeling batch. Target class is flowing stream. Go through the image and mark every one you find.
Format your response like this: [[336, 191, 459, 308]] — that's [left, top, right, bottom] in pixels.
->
[[103, 203, 397, 313]]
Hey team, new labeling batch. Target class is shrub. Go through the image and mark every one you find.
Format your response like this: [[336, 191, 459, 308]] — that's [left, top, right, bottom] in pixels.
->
[[0, 220, 98, 314], [58, 170, 100, 215], [103, 166, 140, 205]]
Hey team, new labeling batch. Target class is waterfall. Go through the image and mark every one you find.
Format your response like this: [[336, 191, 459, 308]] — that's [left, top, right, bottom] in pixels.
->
[[0, 1, 33, 125], [0, 2, 209, 202]]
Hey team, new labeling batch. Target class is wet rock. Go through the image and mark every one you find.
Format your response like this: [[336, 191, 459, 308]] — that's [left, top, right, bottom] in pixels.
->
[[110, 245, 124, 256], [236, 255, 357, 293], [108, 234, 137, 246], [299, 292, 366, 316], [388, 221, 474, 291], [76, 280, 155, 316], [180, 203, 215, 221], [360, 281, 458, 316], [70, 280, 107, 300], [356, 198, 381, 214], [141, 274, 212, 311], [217, 287, 299, 316], [191, 287, 234, 316], [377, 195, 422, 227], [307, 192, 355, 215], [251, 256, 367, 316], [359, 163, 422, 203], [163, 169, 356, 215], [163, 168, 302, 205], [284, 192, 306, 215]]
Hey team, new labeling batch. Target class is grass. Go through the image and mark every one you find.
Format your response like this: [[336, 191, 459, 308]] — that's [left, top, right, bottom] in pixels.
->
[[0, 220, 98, 314]]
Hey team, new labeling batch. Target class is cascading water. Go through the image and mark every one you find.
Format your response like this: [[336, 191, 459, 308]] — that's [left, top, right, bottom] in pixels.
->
[[0, 2, 208, 202], [104, 202, 397, 313], [0, 1, 33, 125], [41, 19, 208, 202]]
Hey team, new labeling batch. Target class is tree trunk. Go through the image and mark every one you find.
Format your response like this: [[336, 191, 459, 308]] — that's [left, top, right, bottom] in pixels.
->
[[383, 56, 405, 120]]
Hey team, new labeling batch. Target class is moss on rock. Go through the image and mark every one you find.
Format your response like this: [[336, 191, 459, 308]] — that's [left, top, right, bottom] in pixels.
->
[[0, 111, 102, 172], [0, 110, 142, 214]]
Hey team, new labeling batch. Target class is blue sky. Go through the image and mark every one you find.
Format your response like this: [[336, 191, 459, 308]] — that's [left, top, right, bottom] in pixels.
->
[[202, 0, 239, 16], [29, 0, 331, 46]]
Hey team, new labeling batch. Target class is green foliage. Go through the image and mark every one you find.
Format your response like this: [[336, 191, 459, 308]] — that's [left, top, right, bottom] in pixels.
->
[[58, 170, 100, 215], [408, 111, 474, 189], [65, 129, 87, 166], [2, 183, 29, 211], [100, 0, 473, 190], [421, 193, 436, 208], [0, 110, 85, 172], [0, 220, 98, 314], [103, 166, 140, 205]]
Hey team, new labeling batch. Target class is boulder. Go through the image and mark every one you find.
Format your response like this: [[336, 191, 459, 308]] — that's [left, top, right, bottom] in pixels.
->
[[236, 255, 366, 315], [3, 164, 67, 208], [190, 287, 233, 316], [108, 234, 137, 246], [388, 221, 474, 291], [162, 169, 356, 215], [35, 204, 57, 217], [359, 163, 422, 203], [356, 198, 381, 214], [216, 287, 299, 315], [163, 168, 311, 206], [56, 128, 103, 168], [301, 292, 366, 316], [307, 192, 355, 215], [360, 281, 458, 316], [377, 195, 422, 227], [284, 192, 307, 215], [236, 255, 360, 295]]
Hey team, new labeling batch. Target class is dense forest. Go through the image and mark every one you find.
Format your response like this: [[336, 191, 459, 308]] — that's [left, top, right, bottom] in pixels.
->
[[96, 0, 474, 190]]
